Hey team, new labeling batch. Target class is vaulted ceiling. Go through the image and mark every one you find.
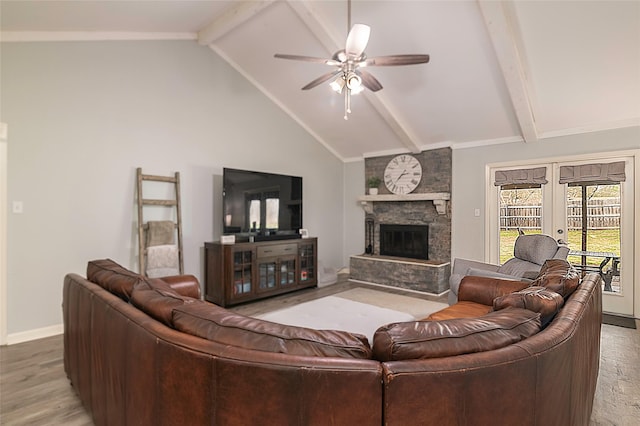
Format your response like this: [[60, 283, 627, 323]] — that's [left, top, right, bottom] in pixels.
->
[[2, 1, 639, 161]]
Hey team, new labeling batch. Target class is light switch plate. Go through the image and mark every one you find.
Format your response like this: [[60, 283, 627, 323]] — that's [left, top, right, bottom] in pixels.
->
[[12, 201, 23, 214]]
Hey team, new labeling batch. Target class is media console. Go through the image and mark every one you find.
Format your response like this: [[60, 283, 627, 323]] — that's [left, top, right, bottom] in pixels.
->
[[204, 238, 317, 307]]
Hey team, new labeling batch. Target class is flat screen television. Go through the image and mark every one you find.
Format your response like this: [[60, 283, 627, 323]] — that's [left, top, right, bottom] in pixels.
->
[[222, 168, 302, 241]]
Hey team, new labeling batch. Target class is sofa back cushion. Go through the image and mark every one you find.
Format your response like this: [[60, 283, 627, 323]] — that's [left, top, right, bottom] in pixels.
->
[[493, 286, 564, 326], [130, 278, 202, 326], [531, 259, 580, 298], [173, 303, 372, 359], [87, 259, 143, 301], [372, 307, 541, 362]]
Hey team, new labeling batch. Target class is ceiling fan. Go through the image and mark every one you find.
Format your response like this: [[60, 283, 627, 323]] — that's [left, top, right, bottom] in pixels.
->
[[274, 0, 430, 120]]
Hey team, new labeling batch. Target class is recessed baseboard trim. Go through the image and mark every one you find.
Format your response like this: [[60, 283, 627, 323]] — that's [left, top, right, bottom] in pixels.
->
[[6, 323, 63, 345]]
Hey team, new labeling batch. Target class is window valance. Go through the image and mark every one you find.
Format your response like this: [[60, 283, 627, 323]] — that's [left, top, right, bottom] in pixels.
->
[[559, 161, 626, 184], [494, 167, 548, 186]]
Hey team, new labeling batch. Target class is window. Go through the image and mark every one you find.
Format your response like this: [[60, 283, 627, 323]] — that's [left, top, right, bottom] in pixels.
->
[[499, 184, 542, 263]]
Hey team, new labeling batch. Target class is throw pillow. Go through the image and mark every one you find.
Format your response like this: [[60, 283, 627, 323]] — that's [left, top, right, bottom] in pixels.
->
[[531, 259, 580, 298], [372, 307, 541, 362], [130, 278, 201, 326], [493, 286, 564, 326], [87, 259, 143, 301]]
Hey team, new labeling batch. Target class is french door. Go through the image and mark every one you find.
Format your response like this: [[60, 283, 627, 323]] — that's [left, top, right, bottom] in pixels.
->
[[489, 154, 636, 316]]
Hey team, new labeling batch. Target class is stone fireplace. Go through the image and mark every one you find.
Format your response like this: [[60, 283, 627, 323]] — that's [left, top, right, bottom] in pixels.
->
[[349, 148, 452, 294]]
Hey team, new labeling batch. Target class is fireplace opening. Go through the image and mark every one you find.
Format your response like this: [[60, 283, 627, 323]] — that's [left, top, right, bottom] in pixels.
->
[[380, 224, 428, 260]]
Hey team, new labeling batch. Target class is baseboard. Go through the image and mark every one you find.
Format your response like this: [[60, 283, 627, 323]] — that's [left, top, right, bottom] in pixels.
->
[[6, 323, 63, 345]]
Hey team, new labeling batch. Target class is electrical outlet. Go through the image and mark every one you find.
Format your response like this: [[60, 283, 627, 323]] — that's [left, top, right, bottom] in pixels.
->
[[12, 201, 23, 214]]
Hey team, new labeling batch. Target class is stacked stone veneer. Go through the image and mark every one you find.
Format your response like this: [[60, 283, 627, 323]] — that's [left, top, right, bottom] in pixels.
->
[[350, 148, 452, 294]]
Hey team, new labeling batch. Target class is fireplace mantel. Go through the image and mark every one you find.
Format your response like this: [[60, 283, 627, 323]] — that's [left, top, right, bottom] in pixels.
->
[[357, 192, 450, 215]]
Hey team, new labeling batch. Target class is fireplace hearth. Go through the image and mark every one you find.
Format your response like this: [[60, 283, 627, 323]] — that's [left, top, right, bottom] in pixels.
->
[[380, 224, 428, 260]]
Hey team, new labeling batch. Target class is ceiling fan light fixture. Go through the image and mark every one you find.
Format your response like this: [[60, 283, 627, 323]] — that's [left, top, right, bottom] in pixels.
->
[[345, 72, 363, 93], [330, 75, 346, 93]]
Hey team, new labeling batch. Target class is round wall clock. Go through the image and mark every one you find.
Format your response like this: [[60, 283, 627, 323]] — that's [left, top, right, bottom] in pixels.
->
[[384, 154, 422, 194]]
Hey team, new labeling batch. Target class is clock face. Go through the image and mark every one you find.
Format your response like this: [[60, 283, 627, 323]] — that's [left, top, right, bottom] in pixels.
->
[[384, 154, 422, 194]]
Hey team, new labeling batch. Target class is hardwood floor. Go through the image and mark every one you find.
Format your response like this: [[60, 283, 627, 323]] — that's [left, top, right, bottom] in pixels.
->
[[1, 279, 638, 425]]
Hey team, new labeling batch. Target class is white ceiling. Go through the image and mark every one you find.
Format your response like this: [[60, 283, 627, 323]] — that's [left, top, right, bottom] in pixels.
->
[[2, 0, 639, 161]]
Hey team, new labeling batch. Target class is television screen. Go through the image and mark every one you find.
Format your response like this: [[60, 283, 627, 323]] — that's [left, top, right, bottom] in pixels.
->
[[223, 168, 302, 240]]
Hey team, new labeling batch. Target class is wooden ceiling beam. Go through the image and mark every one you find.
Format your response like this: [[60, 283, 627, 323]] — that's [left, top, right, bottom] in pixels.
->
[[478, 0, 539, 143], [198, 1, 276, 45]]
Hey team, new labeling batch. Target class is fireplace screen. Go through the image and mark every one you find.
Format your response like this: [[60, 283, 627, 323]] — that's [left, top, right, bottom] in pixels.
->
[[380, 224, 428, 260]]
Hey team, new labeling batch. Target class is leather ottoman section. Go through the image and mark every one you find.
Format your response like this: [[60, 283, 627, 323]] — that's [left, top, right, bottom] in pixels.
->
[[424, 300, 492, 321], [173, 302, 372, 359]]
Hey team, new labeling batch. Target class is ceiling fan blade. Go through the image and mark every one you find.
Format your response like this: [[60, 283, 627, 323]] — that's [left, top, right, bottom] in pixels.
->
[[274, 54, 341, 66], [357, 70, 383, 92], [345, 24, 370, 58], [361, 54, 430, 67], [301, 70, 343, 90]]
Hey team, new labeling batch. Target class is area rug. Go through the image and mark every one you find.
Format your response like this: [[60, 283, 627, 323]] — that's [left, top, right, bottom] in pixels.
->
[[334, 288, 448, 319], [255, 289, 447, 343], [602, 314, 637, 329]]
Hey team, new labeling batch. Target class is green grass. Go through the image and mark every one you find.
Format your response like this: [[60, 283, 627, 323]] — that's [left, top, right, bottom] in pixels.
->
[[500, 229, 620, 266]]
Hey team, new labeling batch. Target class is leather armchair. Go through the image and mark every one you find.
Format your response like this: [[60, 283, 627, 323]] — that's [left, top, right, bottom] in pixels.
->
[[448, 234, 569, 304]]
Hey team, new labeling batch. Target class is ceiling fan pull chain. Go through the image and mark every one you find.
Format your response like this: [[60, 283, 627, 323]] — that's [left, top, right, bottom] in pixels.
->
[[345, 88, 351, 120]]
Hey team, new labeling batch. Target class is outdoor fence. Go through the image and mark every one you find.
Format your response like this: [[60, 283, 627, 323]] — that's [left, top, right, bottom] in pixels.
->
[[500, 198, 620, 230]]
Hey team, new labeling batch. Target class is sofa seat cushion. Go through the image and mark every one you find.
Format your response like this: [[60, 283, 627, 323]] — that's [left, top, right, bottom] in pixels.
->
[[423, 301, 492, 321], [130, 278, 202, 326], [531, 259, 580, 298], [493, 286, 565, 326], [87, 258, 144, 301], [372, 307, 541, 362], [172, 303, 373, 359]]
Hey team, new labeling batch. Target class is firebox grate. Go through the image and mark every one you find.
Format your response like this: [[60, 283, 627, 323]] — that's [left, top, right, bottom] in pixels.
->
[[380, 224, 428, 260]]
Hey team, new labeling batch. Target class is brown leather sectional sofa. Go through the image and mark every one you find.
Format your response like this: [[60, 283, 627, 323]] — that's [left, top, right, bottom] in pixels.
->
[[63, 258, 602, 425]]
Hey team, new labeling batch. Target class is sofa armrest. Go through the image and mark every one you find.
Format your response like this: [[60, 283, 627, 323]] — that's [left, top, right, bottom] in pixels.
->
[[158, 275, 201, 299], [458, 276, 530, 306]]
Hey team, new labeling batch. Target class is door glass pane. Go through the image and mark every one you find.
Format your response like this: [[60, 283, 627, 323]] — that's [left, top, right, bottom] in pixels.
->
[[566, 183, 621, 293], [499, 185, 542, 264]]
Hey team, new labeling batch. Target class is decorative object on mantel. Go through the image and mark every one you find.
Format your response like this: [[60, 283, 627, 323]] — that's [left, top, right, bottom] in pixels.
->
[[367, 176, 381, 195], [357, 192, 450, 215], [384, 154, 422, 195]]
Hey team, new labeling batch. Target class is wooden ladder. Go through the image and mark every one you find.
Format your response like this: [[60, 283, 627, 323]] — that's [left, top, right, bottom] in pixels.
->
[[136, 167, 184, 276]]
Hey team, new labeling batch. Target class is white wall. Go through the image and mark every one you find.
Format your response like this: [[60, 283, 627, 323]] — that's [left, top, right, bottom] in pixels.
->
[[342, 160, 365, 266], [1, 40, 344, 339], [451, 127, 640, 262]]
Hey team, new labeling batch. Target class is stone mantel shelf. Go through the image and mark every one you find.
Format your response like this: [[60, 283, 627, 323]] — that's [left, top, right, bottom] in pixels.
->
[[357, 192, 450, 215]]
